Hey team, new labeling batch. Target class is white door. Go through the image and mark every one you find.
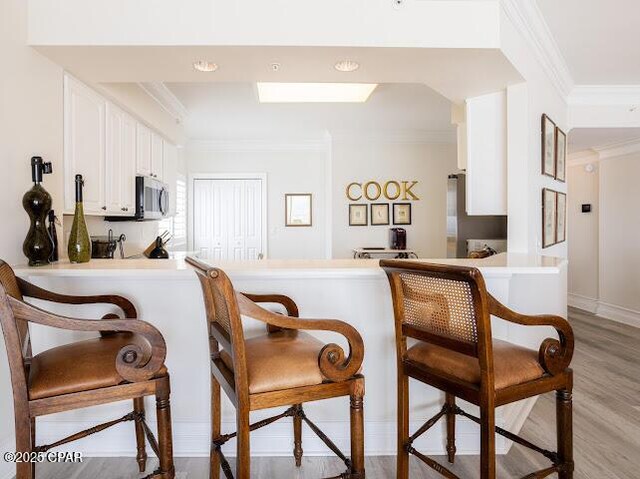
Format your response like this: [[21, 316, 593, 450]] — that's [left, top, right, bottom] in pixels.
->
[[193, 178, 264, 261], [151, 132, 164, 180], [136, 123, 152, 176], [64, 75, 106, 213], [106, 104, 137, 215]]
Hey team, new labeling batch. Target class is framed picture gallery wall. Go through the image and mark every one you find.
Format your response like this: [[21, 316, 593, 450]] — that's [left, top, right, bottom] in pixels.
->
[[542, 188, 566, 248], [541, 113, 567, 181]]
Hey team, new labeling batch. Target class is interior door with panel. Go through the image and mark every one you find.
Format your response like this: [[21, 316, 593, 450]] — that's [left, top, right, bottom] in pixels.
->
[[227, 179, 262, 260], [63, 75, 106, 214], [193, 179, 225, 261]]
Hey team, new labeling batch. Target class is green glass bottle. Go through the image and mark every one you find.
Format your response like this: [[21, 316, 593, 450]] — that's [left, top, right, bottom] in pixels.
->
[[22, 156, 54, 266], [67, 174, 92, 263]]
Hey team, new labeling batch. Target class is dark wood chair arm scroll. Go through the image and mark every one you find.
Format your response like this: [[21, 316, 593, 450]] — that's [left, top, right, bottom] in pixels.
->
[[488, 294, 574, 375], [17, 277, 138, 319], [8, 297, 165, 383], [236, 292, 364, 383]]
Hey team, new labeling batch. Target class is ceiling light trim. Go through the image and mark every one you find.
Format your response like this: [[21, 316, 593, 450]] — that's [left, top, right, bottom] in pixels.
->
[[500, 0, 574, 99], [138, 82, 189, 122], [256, 82, 377, 103]]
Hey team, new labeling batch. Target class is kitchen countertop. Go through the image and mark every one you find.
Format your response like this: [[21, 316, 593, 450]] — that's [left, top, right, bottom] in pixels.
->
[[13, 252, 567, 280]]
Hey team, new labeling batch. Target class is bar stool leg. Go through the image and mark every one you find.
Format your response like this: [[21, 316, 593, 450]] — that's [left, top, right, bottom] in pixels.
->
[[133, 397, 147, 472], [236, 406, 251, 479], [350, 381, 365, 477], [557, 388, 574, 479], [15, 412, 33, 479], [156, 379, 175, 479], [293, 404, 303, 467], [210, 376, 221, 479], [445, 393, 456, 464], [397, 374, 409, 479], [480, 405, 496, 479]]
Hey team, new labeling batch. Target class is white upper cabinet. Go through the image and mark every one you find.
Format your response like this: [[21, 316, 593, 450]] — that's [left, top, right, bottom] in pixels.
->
[[105, 103, 136, 215], [151, 131, 164, 180], [64, 75, 106, 214], [163, 141, 178, 216], [459, 90, 507, 216], [136, 123, 152, 177]]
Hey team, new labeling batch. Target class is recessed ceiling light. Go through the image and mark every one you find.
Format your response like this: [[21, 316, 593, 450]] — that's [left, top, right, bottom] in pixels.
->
[[334, 60, 360, 72], [256, 82, 377, 103], [193, 61, 218, 73]]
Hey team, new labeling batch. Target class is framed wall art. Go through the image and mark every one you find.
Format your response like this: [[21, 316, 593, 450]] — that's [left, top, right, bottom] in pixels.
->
[[349, 204, 368, 226], [285, 193, 312, 227], [393, 203, 412, 225], [556, 191, 566, 243], [370, 203, 389, 225], [555, 127, 566, 182], [541, 114, 556, 178], [542, 188, 557, 248]]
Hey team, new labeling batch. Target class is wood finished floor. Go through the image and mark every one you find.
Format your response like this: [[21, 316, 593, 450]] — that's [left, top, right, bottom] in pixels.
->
[[35, 308, 640, 478]]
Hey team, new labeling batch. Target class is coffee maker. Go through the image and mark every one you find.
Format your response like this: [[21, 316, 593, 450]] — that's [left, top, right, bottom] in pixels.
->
[[389, 228, 407, 250]]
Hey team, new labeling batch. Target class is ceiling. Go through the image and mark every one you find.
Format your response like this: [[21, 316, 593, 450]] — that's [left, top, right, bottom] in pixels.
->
[[568, 127, 640, 153], [36, 45, 522, 105], [167, 82, 454, 141], [536, 0, 640, 84]]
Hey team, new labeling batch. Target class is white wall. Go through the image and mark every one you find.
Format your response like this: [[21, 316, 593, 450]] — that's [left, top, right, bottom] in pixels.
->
[[187, 146, 330, 259], [567, 153, 599, 305], [567, 149, 640, 326], [599, 153, 640, 315], [0, 0, 64, 464], [331, 137, 458, 259]]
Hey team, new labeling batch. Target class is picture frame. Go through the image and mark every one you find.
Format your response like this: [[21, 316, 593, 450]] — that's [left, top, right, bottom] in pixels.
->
[[555, 127, 566, 182], [393, 203, 412, 225], [542, 188, 557, 248], [541, 114, 556, 178], [370, 203, 390, 225], [285, 193, 312, 227], [349, 204, 368, 226], [556, 191, 566, 244]]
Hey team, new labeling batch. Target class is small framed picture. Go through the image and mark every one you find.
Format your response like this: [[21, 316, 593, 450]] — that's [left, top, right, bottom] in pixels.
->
[[349, 204, 368, 226], [555, 127, 566, 182], [541, 114, 556, 178], [285, 193, 312, 227], [542, 188, 557, 248], [370, 203, 390, 225], [393, 203, 412, 225], [556, 191, 566, 243]]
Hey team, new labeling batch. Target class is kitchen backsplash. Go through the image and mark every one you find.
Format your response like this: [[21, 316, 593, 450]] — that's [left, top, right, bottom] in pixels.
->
[[62, 215, 164, 258]]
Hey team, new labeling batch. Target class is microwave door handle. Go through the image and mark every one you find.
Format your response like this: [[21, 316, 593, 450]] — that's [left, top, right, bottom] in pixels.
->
[[159, 187, 167, 216]]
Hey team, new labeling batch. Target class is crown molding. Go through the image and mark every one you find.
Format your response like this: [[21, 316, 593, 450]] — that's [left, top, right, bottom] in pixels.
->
[[567, 150, 599, 166], [187, 138, 331, 153], [567, 85, 640, 106], [138, 82, 189, 122], [500, 0, 574, 99], [329, 129, 456, 144], [593, 137, 640, 159]]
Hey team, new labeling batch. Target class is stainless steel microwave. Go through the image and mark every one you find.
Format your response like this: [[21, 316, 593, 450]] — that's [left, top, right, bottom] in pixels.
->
[[134, 176, 169, 220]]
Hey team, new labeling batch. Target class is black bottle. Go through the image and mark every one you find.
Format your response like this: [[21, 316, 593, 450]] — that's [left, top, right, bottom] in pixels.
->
[[22, 157, 54, 266], [47, 210, 59, 262]]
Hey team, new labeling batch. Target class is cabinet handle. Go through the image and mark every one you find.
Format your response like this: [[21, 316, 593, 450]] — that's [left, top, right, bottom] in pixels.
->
[[101, 206, 107, 210], [121, 207, 126, 211]]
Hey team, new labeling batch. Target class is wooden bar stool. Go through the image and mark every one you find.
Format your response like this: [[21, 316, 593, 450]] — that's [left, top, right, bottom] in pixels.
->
[[381, 260, 574, 479], [0, 260, 175, 479], [187, 257, 366, 479]]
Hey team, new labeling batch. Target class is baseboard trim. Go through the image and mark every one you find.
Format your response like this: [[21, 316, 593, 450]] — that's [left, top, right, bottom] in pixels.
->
[[0, 435, 15, 479], [596, 301, 640, 328], [568, 293, 598, 313]]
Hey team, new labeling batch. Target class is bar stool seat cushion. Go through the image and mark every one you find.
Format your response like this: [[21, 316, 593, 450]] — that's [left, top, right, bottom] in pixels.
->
[[406, 338, 545, 390], [220, 330, 325, 394], [28, 332, 167, 400]]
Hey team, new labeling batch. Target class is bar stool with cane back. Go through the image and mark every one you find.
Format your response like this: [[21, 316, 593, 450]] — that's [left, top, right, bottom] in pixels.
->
[[0, 260, 175, 479], [187, 257, 366, 479], [381, 260, 574, 479]]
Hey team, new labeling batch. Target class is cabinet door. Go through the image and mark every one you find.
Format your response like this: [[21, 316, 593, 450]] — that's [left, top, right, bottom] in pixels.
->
[[163, 141, 178, 216], [151, 131, 164, 180], [136, 123, 152, 176], [105, 103, 124, 214], [64, 75, 106, 214], [121, 113, 137, 213]]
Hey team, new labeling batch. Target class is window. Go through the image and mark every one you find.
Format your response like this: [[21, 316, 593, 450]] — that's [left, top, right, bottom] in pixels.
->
[[158, 174, 187, 250]]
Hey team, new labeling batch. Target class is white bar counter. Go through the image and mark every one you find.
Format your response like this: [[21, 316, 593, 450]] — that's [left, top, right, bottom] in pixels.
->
[[13, 253, 567, 458]]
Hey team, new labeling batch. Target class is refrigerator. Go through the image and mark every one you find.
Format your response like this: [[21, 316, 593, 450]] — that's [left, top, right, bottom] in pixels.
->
[[447, 174, 508, 258]]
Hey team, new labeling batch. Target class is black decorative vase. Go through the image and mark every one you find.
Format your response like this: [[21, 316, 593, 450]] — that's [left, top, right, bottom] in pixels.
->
[[22, 156, 54, 266]]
